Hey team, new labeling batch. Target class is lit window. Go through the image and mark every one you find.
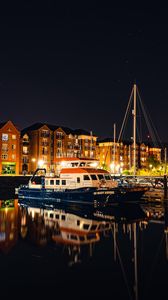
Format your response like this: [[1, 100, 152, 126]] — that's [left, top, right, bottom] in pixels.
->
[[2, 144, 8, 151], [1, 154, 8, 160], [23, 146, 28, 153], [2, 134, 8, 141], [12, 135, 16, 140], [12, 144, 16, 150], [12, 154, 16, 160]]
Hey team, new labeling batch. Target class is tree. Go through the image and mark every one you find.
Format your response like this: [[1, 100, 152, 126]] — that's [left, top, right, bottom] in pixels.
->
[[147, 155, 160, 169]]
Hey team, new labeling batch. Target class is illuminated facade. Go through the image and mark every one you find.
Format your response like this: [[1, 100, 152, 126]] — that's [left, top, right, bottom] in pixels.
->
[[20, 123, 97, 173], [0, 121, 20, 175], [0, 121, 162, 175], [97, 139, 161, 173]]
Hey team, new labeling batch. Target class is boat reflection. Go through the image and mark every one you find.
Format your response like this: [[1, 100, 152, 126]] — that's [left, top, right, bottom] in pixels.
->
[[1, 198, 168, 299]]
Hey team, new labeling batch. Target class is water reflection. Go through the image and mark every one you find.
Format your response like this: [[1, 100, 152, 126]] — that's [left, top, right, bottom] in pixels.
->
[[0, 198, 168, 299], [0, 199, 18, 253]]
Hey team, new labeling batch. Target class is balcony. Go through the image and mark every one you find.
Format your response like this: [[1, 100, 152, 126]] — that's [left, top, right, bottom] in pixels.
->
[[2, 149, 8, 152], [23, 151, 29, 155], [42, 151, 48, 155], [41, 133, 50, 138], [23, 141, 29, 145], [23, 158, 29, 163]]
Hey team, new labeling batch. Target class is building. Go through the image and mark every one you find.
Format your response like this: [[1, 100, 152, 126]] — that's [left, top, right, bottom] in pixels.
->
[[20, 123, 97, 174], [0, 121, 20, 175], [97, 138, 161, 173]]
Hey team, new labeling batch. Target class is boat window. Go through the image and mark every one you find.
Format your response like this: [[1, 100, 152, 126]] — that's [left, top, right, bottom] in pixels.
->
[[79, 162, 85, 167], [61, 215, 66, 220], [90, 174, 97, 180], [50, 180, 55, 185], [70, 234, 78, 240], [104, 175, 111, 180], [72, 162, 79, 167], [97, 174, 104, 180], [55, 214, 59, 219], [83, 175, 90, 180], [45, 180, 49, 185], [77, 220, 80, 226], [83, 224, 90, 230], [62, 180, 66, 185], [87, 233, 96, 240], [50, 213, 54, 218], [79, 236, 85, 241], [77, 177, 80, 183], [45, 212, 48, 217], [56, 180, 60, 185], [90, 224, 97, 230]]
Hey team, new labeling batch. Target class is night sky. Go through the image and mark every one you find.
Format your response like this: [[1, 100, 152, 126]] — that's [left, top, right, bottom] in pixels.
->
[[0, 3, 168, 141]]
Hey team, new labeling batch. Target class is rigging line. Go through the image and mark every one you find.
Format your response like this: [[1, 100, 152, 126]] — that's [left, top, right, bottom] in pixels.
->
[[136, 88, 156, 142], [137, 97, 156, 145], [137, 89, 158, 146], [137, 98, 143, 142], [137, 88, 162, 147], [118, 100, 132, 143], [111, 226, 133, 300], [119, 91, 133, 142], [118, 87, 134, 143], [136, 122, 142, 144], [146, 113, 163, 148]]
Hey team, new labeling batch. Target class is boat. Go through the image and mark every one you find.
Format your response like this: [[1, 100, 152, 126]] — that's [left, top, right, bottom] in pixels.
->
[[17, 158, 148, 206]]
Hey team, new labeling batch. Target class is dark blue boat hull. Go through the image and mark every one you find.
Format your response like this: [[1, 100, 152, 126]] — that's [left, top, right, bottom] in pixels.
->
[[18, 186, 145, 206]]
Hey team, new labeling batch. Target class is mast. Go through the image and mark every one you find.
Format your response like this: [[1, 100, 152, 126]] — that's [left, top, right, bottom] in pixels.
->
[[164, 147, 167, 174], [90, 131, 93, 158], [133, 84, 137, 177]]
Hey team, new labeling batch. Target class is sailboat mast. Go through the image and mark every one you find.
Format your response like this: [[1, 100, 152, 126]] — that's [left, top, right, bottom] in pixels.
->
[[133, 84, 137, 177]]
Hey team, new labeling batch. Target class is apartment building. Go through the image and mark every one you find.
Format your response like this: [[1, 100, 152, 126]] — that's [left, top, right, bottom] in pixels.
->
[[0, 121, 20, 174], [0, 120, 161, 175], [20, 123, 97, 174], [97, 139, 161, 173]]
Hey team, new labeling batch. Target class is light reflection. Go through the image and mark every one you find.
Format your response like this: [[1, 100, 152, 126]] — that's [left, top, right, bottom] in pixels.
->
[[0, 198, 168, 299]]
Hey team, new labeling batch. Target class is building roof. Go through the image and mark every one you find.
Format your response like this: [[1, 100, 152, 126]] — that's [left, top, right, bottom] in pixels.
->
[[0, 122, 7, 129], [98, 138, 132, 145], [21, 123, 96, 137], [0, 120, 20, 132], [73, 128, 91, 136]]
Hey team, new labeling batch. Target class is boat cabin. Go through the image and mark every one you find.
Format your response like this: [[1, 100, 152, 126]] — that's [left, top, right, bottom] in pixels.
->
[[28, 159, 118, 190]]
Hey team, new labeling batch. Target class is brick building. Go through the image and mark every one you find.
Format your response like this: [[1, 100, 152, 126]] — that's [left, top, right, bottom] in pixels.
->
[[0, 121, 20, 174], [20, 123, 97, 174], [97, 138, 161, 173]]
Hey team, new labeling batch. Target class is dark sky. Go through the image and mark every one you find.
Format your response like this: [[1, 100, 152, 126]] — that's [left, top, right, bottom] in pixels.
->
[[0, 3, 168, 141]]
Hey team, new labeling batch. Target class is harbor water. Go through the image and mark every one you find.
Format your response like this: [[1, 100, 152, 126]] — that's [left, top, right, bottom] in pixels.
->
[[0, 191, 168, 300]]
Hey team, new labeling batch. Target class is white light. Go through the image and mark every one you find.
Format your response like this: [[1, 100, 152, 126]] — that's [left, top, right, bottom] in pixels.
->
[[38, 160, 44, 167], [60, 161, 66, 167], [90, 162, 98, 168], [110, 163, 115, 170]]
